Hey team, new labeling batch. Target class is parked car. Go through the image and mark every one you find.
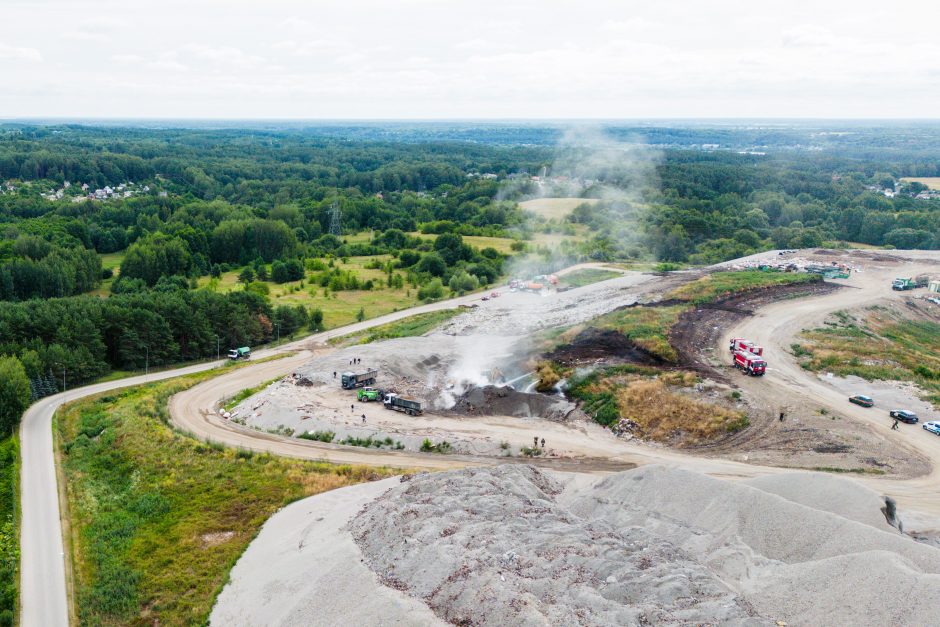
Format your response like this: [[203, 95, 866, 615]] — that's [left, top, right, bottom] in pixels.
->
[[923, 421, 940, 436], [849, 395, 874, 407], [889, 409, 918, 424]]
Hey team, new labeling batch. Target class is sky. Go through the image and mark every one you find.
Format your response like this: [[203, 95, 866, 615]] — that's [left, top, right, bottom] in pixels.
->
[[1, 0, 939, 119]]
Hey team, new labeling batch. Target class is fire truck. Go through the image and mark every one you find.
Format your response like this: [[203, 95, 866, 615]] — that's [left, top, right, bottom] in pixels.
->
[[729, 337, 763, 356], [733, 350, 766, 376]]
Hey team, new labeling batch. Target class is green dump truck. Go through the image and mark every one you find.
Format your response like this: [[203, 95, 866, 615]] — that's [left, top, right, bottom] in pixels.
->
[[892, 277, 915, 291], [341, 369, 377, 389], [227, 346, 251, 360], [357, 387, 381, 402]]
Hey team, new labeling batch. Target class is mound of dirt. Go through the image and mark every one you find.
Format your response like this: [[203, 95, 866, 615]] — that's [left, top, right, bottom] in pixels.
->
[[348, 465, 940, 626], [545, 327, 668, 366], [450, 385, 585, 422]]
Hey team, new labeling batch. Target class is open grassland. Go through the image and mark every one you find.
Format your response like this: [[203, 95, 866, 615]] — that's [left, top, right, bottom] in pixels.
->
[[328, 309, 462, 348], [794, 308, 940, 404], [568, 366, 748, 444], [559, 268, 622, 288], [0, 438, 18, 627], [57, 372, 399, 626], [901, 177, 940, 190], [590, 305, 686, 362], [518, 197, 599, 220]]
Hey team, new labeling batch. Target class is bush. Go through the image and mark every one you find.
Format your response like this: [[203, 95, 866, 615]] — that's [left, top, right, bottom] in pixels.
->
[[297, 430, 335, 443], [447, 270, 479, 294], [417, 278, 444, 301], [0, 356, 30, 435]]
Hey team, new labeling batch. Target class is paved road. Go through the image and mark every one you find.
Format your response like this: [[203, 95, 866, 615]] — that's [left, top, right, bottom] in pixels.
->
[[17, 282, 505, 627]]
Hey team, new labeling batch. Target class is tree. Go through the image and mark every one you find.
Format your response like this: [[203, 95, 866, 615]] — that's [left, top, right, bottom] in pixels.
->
[[356, 307, 366, 322], [417, 252, 446, 277], [448, 270, 479, 294], [309, 308, 324, 331], [238, 267, 255, 284], [0, 356, 31, 435], [417, 278, 444, 301]]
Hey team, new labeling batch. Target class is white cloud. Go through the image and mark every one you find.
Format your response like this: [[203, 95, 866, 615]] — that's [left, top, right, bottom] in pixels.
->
[[0, 43, 42, 62]]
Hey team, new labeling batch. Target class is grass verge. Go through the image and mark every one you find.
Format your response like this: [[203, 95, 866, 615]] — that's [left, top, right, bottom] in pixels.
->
[[558, 268, 622, 288], [666, 270, 820, 305], [0, 437, 18, 627], [328, 309, 461, 347], [222, 377, 281, 412], [56, 373, 399, 626]]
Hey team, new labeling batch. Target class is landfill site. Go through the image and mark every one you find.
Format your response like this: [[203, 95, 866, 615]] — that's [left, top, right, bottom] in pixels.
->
[[198, 249, 940, 626]]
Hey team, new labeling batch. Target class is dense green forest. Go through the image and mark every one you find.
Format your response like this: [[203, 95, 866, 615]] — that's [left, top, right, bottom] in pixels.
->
[[0, 123, 939, 416]]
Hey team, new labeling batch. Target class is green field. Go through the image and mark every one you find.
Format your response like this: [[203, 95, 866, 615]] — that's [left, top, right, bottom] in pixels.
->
[[329, 309, 462, 347], [559, 268, 622, 288], [57, 371, 399, 626]]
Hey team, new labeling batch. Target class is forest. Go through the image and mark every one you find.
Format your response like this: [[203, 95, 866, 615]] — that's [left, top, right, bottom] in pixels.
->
[[0, 122, 939, 419]]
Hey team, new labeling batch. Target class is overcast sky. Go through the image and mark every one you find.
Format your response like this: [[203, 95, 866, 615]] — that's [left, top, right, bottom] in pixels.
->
[[1, 0, 938, 119]]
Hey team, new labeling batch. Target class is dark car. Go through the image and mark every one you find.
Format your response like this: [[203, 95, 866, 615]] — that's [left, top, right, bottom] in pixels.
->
[[889, 409, 918, 424], [849, 395, 874, 407]]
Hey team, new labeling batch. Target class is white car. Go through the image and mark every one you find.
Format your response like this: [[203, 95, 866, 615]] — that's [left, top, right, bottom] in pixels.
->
[[922, 421, 940, 436]]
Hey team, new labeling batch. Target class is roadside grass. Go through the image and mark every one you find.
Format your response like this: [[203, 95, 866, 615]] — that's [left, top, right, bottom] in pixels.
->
[[796, 309, 940, 403], [56, 373, 399, 626], [328, 309, 462, 347], [558, 268, 622, 288], [0, 437, 18, 627], [568, 367, 748, 444], [223, 377, 281, 412], [667, 271, 820, 305]]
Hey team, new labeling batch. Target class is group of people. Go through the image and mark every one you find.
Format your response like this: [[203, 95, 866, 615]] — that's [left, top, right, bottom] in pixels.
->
[[533, 436, 546, 449]]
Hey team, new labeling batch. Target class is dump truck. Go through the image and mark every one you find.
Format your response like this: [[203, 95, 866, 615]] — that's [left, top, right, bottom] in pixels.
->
[[227, 346, 251, 360], [733, 350, 766, 376], [357, 387, 381, 402], [341, 369, 377, 389], [383, 393, 422, 416], [892, 277, 916, 291]]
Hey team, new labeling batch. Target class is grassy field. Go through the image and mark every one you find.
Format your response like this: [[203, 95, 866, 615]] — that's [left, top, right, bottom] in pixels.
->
[[794, 308, 940, 404], [328, 309, 462, 347], [591, 305, 686, 362], [57, 372, 399, 626], [89, 252, 125, 297], [901, 177, 940, 190], [0, 437, 18, 627], [567, 366, 748, 444], [559, 268, 621, 288], [518, 197, 599, 220], [667, 270, 820, 305], [197, 255, 425, 329]]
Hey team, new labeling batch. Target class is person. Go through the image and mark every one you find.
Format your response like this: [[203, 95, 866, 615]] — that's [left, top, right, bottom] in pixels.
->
[[351, 404, 354, 412], [333, 371, 336, 378], [779, 411, 785, 422], [540, 438, 545, 448], [892, 419, 899, 431], [533, 436, 539, 448], [362, 414, 366, 423]]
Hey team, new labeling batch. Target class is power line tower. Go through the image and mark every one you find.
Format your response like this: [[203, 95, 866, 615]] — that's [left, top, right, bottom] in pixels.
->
[[329, 201, 342, 237]]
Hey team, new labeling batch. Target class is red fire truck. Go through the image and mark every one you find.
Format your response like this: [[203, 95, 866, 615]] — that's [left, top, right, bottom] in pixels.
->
[[729, 338, 763, 356], [733, 350, 766, 376]]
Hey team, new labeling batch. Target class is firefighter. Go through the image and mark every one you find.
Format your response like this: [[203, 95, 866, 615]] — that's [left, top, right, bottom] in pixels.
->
[[540, 438, 545, 448], [533, 436, 539, 449]]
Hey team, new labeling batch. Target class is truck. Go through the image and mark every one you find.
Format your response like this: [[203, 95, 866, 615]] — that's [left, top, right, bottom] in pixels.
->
[[729, 338, 763, 356], [916, 274, 930, 288], [892, 277, 916, 291], [383, 393, 422, 416], [341, 369, 377, 389], [733, 350, 766, 376], [357, 387, 381, 402], [227, 346, 251, 360]]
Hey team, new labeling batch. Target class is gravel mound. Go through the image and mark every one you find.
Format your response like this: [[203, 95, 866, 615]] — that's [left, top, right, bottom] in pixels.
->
[[349, 465, 940, 626], [350, 466, 760, 626]]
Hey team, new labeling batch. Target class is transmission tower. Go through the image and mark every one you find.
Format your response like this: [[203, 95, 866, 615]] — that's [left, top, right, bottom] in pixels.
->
[[329, 201, 342, 236]]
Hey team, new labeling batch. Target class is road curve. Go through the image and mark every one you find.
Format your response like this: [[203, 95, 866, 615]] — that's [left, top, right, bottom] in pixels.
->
[[18, 281, 511, 627]]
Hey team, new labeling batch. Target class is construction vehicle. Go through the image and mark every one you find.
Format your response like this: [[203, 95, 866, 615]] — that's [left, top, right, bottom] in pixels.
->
[[227, 346, 251, 360], [915, 274, 930, 288], [357, 387, 381, 402], [733, 350, 766, 376], [892, 277, 916, 291], [729, 338, 763, 356], [341, 369, 377, 389], [383, 393, 422, 416]]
